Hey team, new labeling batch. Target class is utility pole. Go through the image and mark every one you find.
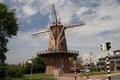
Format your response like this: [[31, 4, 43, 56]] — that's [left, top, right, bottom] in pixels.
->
[[106, 51, 111, 80], [74, 56, 77, 80], [90, 53, 92, 64], [28, 60, 33, 80], [101, 42, 111, 80]]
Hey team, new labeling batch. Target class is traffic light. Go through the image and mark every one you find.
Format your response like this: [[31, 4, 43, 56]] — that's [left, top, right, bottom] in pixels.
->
[[101, 43, 106, 51], [106, 42, 111, 51], [101, 42, 111, 51]]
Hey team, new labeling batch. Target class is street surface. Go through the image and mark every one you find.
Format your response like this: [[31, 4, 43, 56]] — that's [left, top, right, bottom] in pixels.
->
[[54, 73, 120, 80]]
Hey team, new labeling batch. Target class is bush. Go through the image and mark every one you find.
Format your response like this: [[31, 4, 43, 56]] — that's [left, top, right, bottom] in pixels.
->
[[6, 64, 23, 78], [0, 64, 6, 78], [0, 66, 6, 78], [0, 77, 12, 80], [22, 57, 46, 74], [90, 68, 96, 71]]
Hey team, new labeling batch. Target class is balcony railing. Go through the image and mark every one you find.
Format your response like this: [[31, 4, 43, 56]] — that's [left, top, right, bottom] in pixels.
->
[[37, 50, 79, 55]]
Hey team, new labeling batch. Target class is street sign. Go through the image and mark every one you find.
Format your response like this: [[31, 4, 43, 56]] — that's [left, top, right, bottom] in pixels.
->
[[85, 69, 90, 72], [61, 63, 64, 68]]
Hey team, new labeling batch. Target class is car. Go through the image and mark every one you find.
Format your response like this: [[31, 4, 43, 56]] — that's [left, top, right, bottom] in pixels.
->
[[79, 69, 85, 72]]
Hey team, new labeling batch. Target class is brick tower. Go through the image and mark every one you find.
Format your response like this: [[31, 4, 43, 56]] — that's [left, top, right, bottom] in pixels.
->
[[33, 4, 85, 74]]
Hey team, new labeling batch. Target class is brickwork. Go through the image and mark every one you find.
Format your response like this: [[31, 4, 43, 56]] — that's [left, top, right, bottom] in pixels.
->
[[38, 24, 78, 74]]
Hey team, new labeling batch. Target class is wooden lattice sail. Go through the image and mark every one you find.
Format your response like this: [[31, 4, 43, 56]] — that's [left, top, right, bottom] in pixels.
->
[[48, 24, 67, 52]]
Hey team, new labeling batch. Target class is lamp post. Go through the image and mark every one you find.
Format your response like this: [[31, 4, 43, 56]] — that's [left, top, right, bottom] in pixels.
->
[[94, 61, 97, 71], [28, 60, 33, 80], [114, 59, 117, 72], [73, 56, 77, 80], [90, 53, 92, 64]]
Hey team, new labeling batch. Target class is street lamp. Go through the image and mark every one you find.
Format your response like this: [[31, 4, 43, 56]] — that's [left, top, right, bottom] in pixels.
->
[[90, 53, 92, 64], [28, 60, 33, 80], [73, 56, 77, 80], [94, 61, 97, 71]]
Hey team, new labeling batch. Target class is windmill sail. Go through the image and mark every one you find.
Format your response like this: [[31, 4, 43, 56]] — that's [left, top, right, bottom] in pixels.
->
[[32, 4, 85, 74]]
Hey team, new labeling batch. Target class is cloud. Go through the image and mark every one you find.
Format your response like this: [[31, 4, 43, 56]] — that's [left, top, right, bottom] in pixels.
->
[[22, 5, 37, 16], [6, 31, 48, 64], [5, 0, 120, 64]]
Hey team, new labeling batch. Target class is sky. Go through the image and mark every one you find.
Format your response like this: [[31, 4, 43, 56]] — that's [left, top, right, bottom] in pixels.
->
[[2, 0, 120, 64]]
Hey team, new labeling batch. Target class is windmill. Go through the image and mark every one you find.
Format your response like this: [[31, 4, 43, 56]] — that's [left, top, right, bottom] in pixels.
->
[[32, 4, 85, 74]]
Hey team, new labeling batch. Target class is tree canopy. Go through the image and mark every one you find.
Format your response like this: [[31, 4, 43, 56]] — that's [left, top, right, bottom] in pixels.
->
[[22, 57, 46, 74], [0, 2, 18, 64]]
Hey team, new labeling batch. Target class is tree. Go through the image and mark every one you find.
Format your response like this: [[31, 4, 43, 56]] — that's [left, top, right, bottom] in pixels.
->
[[6, 64, 23, 78], [22, 57, 46, 74], [0, 2, 18, 78], [0, 2, 18, 63], [32, 57, 46, 73], [76, 56, 83, 65], [70, 56, 83, 66]]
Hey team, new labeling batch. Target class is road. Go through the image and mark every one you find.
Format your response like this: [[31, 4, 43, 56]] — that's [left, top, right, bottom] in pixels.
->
[[103, 75, 120, 80], [54, 73, 120, 80], [55, 76, 120, 80]]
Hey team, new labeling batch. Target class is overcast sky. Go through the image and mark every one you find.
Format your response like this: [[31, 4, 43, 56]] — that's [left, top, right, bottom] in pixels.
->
[[3, 0, 120, 64]]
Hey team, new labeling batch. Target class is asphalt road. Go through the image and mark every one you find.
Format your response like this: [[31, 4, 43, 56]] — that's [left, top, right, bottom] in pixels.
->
[[55, 74, 120, 80], [102, 75, 120, 80]]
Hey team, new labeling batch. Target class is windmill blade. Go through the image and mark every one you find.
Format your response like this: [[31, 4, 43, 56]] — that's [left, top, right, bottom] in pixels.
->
[[65, 22, 85, 29], [32, 29, 50, 36], [51, 4, 58, 25]]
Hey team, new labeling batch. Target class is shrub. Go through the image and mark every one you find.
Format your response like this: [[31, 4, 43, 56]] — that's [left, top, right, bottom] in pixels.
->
[[6, 64, 23, 78], [0, 66, 6, 78]]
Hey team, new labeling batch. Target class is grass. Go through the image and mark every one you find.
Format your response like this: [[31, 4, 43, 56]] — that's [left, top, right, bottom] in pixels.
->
[[80, 71, 108, 76], [10, 73, 54, 80], [4, 71, 119, 80], [79, 71, 120, 77], [24, 73, 53, 79]]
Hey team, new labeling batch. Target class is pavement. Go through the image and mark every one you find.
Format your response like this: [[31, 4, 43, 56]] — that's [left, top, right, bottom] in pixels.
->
[[54, 72, 120, 80]]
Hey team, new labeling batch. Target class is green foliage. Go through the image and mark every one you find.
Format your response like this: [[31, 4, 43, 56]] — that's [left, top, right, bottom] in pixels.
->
[[6, 64, 23, 78], [22, 57, 46, 74], [80, 71, 108, 76], [12, 73, 53, 80], [32, 57, 46, 73], [70, 56, 83, 66], [0, 3, 18, 37], [24, 73, 53, 79], [0, 64, 6, 78], [0, 2, 18, 78], [89, 67, 96, 71], [22, 63, 31, 74], [0, 77, 12, 80], [0, 2, 18, 64]]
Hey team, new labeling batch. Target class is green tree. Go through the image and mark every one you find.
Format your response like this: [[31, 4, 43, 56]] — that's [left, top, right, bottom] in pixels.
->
[[32, 57, 46, 73], [23, 57, 46, 74], [6, 64, 23, 78], [76, 56, 83, 65], [0, 2, 18, 63], [0, 2, 18, 78], [0, 2, 18, 64], [22, 62, 31, 74], [70, 56, 83, 66]]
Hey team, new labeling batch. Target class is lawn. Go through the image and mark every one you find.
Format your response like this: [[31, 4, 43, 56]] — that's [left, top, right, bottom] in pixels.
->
[[80, 71, 108, 76], [7, 73, 54, 80], [79, 71, 120, 76]]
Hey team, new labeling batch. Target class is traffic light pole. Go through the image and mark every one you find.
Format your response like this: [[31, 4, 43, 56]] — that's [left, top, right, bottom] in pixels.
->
[[101, 42, 111, 80], [74, 56, 77, 80], [106, 51, 111, 80]]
